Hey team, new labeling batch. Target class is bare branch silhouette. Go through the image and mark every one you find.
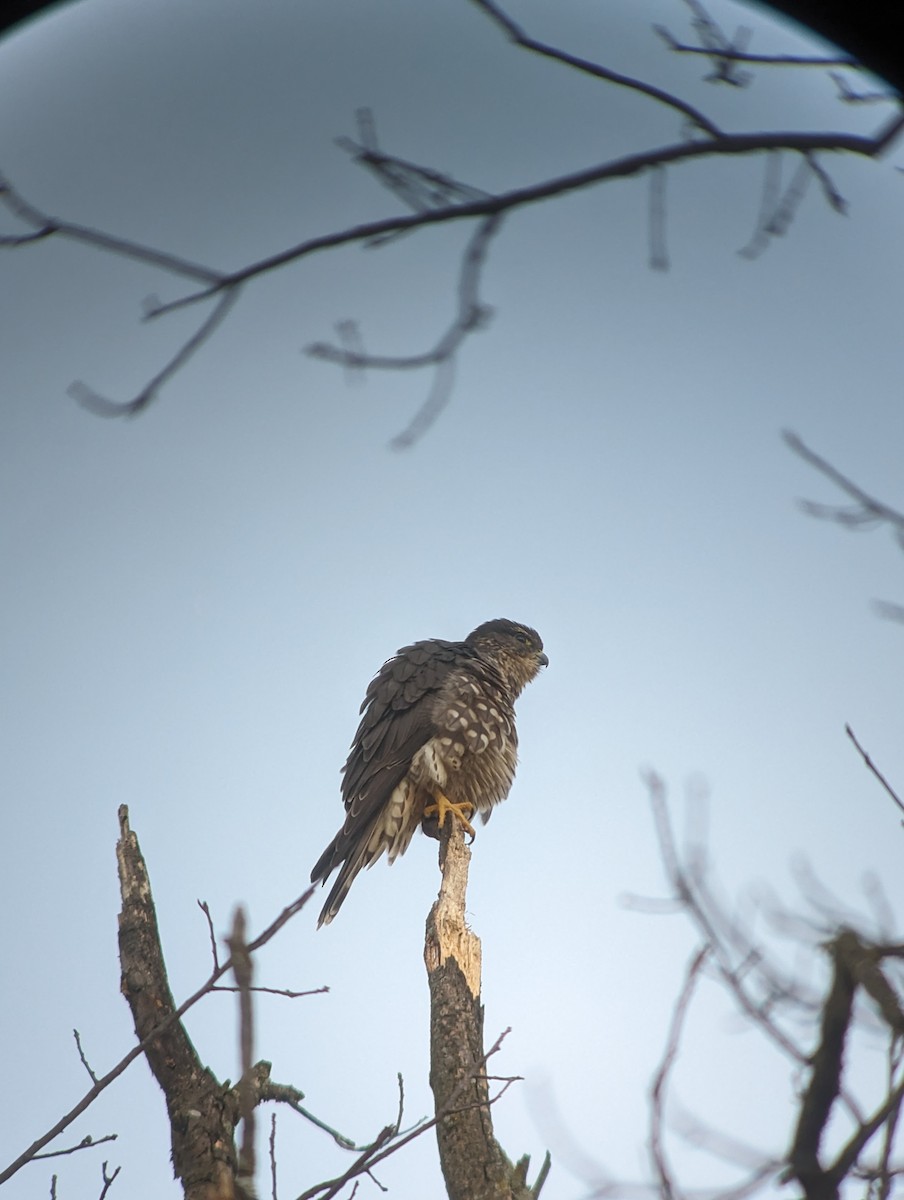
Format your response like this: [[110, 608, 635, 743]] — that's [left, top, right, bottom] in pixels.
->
[[68, 285, 242, 417], [98, 1160, 121, 1199], [655, 29, 858, 71], [830, 73, 896, 105], [739, 153, 813, 258], [32, 1134, 118, 1162], [2, 2, 902, 432], [608, 776, 904, 1200], [308, 212, 503, 447], [649, 946, 709, 1200], [845, 725, 904, 820], [784, 431, 904, 540], [228, 907, 257, 1199], [677, 0, 755, 88], [0, 807, 315, 1186], [469, 0, 725, 136], [72, 1029, 99, 1085], [0, 173, 222, 283], [784, 430, 904, 615], [269, 1112, 278, 1200]]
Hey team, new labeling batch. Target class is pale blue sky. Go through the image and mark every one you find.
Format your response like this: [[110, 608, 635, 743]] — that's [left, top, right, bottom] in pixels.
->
[[2, 1, 904, 1197]]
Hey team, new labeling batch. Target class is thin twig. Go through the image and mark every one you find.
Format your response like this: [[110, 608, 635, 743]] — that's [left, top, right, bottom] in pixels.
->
[[33, 1134, 117, 1161], [830, 73, 896, 105], [309, 212, 503, 448], [470, 0, 724, 136], [784, 431, 904, 535], [270, 1113, 278, 1200], [198, 899, 221, 970], [213, 984, 329, 999], [681, 0, 754, 88], [827, 1071, 904, 1189], [642, 772, 808, 1066], [845, 725, 904, 819], [73, 1029, 99, 1084], [260, 1080, 359, 1150], [739, 153, 811, 258], [876, 1043, 904, 1200], [655, 29, 857, 70], [98, 1161, 121, 1200], [649, 946, 709, 1200], [804, 152, 848, 214], [296, 1030, 515, 1200], [69, 285, 242, 417], [0, 175, 222, 284]]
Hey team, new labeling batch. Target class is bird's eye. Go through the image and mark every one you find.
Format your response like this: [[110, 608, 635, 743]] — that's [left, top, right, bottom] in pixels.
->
[[515, 631, 529, 644]]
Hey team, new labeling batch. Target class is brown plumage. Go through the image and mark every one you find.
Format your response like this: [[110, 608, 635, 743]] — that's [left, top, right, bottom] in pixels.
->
[[311, 618, 547, 926]]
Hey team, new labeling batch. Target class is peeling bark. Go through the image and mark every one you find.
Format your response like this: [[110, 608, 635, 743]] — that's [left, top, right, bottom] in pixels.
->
[[425, 823, 549, 1200]]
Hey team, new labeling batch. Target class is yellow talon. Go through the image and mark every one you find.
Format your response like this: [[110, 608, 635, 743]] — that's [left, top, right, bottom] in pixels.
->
[[424, 792, 476, 838]]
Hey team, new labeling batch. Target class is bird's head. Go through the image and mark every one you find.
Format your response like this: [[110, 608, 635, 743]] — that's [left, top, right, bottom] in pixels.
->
[[466, 618, 548, 694]]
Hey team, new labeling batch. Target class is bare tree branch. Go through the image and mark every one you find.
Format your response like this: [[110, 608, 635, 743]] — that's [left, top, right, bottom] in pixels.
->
[[678, 0, 755, 88], [68, 285, 242, 417], [655, 29, 858, 71], [98, 1160, 121, 1200], [469, 0, 726, 135], [259, 1080, 358, 1150], [877, 1043, 904, 1200], [637, 771, 812, 1065], [72, 1029, 99, 1085], [161, 124, 900, 315], [309, 211, 502, 446], [33, 1134, 118, 1161], [198, 898, 222, 970], [116, 807, 244, 1197], [0, 173, 222, 284], [784, 431, 904, 614], [228, 907, 257, 1199], [2, 3, 902, 431], [649, 946, 709, 1200], [335, 108, 491, 220], [787, 931, 858, 1200], [784, 431, 904, 538], [739, 152, 813, 257], [0, 807, 315, 1186], [845, 724, 904, 820], [635, 781, 904, 1200], [2, 133, 899, 420], [424, 819, 549, 1199], [269, 1112, 278, 1200], [829, 73, 896, 105]]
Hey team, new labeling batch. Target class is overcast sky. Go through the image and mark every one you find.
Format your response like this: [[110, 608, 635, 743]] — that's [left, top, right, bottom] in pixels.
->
[[3, 1, 904, 1198]]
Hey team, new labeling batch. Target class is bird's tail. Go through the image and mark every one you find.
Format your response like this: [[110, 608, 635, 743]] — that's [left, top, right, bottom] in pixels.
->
[[311, 825, 382, 927]]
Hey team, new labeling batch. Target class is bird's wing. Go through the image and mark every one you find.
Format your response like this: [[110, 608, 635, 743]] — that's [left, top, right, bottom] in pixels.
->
[[310, 638, 463, 888]]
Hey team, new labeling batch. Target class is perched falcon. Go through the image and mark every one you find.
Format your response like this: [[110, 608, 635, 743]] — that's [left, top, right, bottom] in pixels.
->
[[311, 618, 547, 926]]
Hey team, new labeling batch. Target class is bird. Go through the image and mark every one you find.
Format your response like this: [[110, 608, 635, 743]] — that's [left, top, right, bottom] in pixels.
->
[[311, 618, 548, 926]]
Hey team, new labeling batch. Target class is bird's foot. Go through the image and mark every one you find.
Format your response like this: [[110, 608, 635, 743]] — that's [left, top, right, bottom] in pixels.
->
[[424, 792, 476, 839]]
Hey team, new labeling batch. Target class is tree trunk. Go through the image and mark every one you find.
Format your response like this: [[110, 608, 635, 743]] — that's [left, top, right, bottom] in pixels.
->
[[424, 822, 549, 1200], [117, 805, 240, 1199]]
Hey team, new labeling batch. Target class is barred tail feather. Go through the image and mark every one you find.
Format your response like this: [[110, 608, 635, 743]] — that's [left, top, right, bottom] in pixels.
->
[[312, 819, 386, 927], [316, 848, 368, 927]]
